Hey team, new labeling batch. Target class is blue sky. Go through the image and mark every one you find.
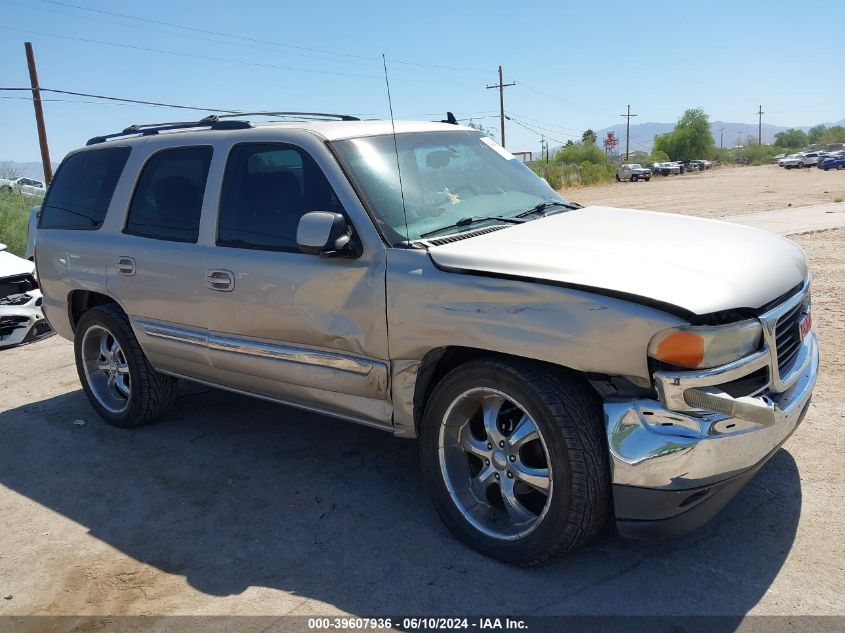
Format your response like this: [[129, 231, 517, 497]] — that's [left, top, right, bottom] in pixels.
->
[[1, 0, 844, 163]]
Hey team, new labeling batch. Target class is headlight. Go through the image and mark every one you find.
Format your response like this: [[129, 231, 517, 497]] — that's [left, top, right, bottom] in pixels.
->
[[648, 319, 763, 369]]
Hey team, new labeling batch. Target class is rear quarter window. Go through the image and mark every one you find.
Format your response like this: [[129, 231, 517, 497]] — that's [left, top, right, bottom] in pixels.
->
[[39, 146, 131, 230]]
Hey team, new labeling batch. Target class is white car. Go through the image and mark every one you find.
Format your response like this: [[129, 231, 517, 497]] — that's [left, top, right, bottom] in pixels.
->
[[0, 177, 47, 198], [0, 242, 50, 348], [782, 153, 819, 169]]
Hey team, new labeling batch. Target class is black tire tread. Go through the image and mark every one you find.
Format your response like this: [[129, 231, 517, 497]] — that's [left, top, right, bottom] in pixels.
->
[[424, 358, 611, 566], [75, 304, 177, 428]]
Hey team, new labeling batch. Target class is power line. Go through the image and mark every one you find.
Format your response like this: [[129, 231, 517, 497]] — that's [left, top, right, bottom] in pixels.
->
[[503, 112, 583, 134], [1, 86, 239, 112], [505, 115, 567, 147], [4, 26, 471, 86], [512, 80, 619, 115], [41, 0, 491, 74]]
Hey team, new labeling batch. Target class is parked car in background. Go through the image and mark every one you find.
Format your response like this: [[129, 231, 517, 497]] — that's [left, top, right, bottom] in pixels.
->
[[671, 161, 687, 174], [779, 154, 800, 167], [772, 154, 786, 164], [652, 162, 681, 176], [820, 153, 845, 170], [616, 163, 652, 182], [0, 242, 50, 348], [0, 177, 47, 199], [782, 153, 820, 169]]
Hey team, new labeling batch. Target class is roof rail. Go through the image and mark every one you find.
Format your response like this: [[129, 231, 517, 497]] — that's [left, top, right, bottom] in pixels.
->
[[86, 117, 252, 145], [216, 111, 361, 121], [85, 111, 361, 146]]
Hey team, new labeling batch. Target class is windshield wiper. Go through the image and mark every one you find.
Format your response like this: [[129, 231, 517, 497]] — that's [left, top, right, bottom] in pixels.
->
[[516, 200, 582, 218], [419, 215, 526, 239]]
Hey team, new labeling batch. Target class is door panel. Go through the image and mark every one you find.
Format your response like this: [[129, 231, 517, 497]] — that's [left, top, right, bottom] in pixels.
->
[[202, 248, 389, 401], [202, 141, 390, 414]]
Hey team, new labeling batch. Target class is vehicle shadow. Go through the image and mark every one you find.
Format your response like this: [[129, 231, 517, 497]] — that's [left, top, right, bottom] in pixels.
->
[[0, 384, 802, 617]]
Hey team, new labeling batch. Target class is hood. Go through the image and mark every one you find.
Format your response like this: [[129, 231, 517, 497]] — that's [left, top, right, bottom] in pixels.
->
[[0, 246, 36, 278], [426, 206, 807, 316]]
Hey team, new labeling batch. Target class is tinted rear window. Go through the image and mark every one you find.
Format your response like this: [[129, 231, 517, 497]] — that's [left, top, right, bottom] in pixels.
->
[[39, 147, 130, 229], [125, 146, 212, 243]]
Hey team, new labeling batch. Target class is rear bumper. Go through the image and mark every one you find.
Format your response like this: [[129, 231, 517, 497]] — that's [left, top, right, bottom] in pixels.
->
[[604, 331, 818, 538]]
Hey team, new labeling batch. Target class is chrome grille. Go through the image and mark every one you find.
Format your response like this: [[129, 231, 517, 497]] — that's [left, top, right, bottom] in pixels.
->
[[775, 301, 804, 374]]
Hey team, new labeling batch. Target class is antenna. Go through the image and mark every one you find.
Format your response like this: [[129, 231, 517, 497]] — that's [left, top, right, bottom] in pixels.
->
[[382, 54, 410, 244]]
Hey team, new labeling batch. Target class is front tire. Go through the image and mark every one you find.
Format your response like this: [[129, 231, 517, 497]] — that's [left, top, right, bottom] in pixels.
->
[[74, 305, 177, 428], [420, 359, 610, 565], [631, 174, 638, 182]]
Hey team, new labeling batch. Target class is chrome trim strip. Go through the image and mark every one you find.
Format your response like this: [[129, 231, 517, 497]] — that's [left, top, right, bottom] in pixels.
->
[[140, 321, 377, 377], [208, 334, 375, 376], [142, 323, 208, 347]]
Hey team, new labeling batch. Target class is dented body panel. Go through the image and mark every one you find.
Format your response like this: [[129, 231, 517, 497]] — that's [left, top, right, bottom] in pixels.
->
[[386, 248, 684, 436]]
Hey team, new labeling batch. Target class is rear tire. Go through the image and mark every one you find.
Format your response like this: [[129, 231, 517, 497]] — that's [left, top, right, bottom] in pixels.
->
[[74, 304, 177, 428], [419, 358, 611, 565], [631, 175, 638, 182]]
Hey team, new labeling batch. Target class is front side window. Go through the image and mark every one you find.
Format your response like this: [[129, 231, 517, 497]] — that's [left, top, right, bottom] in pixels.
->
[[217, 143, 344, 252], [331, 130, 567, 243], [39, 146, 130, 230], [125, 146, 212, 243]]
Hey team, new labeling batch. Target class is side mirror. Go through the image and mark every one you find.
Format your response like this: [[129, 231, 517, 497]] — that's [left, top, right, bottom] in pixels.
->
[[296, 211, 359, 258]]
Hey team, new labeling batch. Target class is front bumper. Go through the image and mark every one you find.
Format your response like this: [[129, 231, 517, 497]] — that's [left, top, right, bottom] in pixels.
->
[[605, 329, 818, 539], [0, 289, 50, 348]]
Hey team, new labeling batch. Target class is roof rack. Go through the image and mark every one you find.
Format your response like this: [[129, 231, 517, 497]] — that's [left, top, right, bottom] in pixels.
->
[[86, 111, 361, 146]]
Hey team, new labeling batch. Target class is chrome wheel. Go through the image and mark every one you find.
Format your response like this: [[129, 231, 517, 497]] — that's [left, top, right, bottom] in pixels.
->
[[438, 387, 553, 541], [81, 325, 131, 414]]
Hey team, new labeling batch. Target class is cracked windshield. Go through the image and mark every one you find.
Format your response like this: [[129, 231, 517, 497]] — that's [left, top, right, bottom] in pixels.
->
[[332, 130, 567, 243]]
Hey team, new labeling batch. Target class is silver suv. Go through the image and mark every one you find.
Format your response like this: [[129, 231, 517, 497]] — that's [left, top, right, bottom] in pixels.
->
[[35, 114, 818, 565]]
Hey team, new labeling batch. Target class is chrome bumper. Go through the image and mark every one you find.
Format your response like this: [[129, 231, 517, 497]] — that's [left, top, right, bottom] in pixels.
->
[[605, 331, 818, 490]]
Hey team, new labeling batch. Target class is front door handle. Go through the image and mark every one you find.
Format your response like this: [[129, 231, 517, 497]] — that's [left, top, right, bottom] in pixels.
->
[[206, 269, 235, 292], [116, 256, 136, 276]]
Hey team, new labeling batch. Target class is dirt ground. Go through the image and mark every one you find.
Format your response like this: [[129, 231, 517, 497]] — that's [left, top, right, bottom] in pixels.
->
[[569, 164, 845, 218], [0, 166, 843, 619]]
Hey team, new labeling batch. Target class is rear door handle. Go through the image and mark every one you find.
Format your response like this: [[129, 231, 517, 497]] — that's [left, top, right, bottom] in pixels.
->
[[116, 256, 136, 276], [206, 269, 235, 292]]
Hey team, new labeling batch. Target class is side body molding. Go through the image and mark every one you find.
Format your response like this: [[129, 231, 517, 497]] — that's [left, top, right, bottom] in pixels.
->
[[136, 320, 390, 419]]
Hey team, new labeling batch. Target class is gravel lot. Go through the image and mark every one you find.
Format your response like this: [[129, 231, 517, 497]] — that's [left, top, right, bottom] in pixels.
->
[[570, 164, 845, 218], [0, 165, 843, 618]]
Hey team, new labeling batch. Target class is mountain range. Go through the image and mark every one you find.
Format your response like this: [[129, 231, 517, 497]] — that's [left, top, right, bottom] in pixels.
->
[[595, 118, 845, 152]]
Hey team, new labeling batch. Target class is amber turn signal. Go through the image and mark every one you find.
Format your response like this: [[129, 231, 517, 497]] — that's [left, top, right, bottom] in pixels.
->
[[654, 331, 705, 368]]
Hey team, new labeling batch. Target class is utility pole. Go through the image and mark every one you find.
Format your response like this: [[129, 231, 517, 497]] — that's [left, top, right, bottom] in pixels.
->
[[486, 65, 515, 148], [718, 127, 725, 149], [737, 130, 742, 147], [620, 105, 637, 161], [757, 105, 764, 146], [24, 42, 52, 185]]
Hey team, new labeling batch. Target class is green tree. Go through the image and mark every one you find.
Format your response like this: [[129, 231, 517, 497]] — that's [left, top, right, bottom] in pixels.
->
[[820, 126, 845, 144], [581, 129, 597, 145], [773, 128, 808, 149], [807, 125, 827, 144], [554, 140, 606, 165], [652, 108, 715, 160]]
